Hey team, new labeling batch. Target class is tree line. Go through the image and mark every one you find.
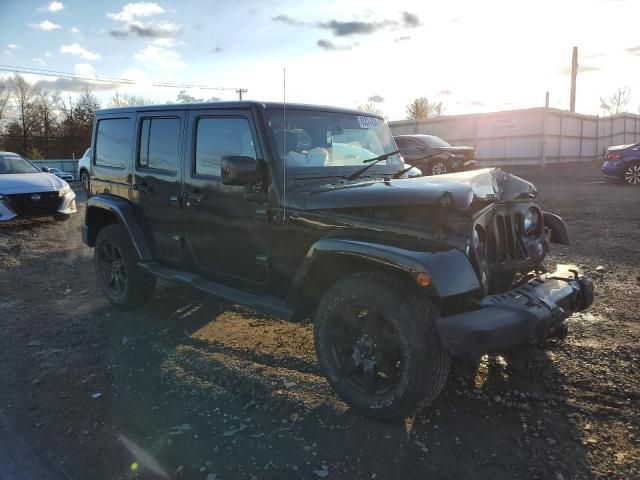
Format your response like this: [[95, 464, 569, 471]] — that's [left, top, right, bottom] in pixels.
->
[[0, 74, 216, 159]]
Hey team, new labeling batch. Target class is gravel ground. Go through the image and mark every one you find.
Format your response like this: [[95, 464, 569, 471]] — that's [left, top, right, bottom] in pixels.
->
[[0, 164, 638, 480]]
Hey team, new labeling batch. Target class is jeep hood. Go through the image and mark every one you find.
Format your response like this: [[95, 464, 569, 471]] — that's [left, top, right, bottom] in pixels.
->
[[287, 168, 536, 212], [0, 172, 67, 194]]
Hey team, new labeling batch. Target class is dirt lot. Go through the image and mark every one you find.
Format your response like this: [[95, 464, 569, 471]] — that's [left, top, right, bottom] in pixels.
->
[[0, 164, 639, 480]]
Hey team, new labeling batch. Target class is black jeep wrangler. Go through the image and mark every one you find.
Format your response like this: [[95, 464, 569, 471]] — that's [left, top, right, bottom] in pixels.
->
[[82, 102, 593, 419]]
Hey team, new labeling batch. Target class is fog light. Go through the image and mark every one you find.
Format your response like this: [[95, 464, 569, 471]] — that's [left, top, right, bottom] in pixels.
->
[[416, 272, 432, 287], [536, 242, 545, 256]]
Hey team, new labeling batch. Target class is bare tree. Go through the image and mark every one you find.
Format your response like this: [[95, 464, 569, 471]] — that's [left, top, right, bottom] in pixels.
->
[[406, 97, 444, 120], [36, 90, 59, 157], [74, 89, 100, 151], [356, 101, 384, 116], [9, 74, 40, 153], [108, 91, 155, 108], [0, 81, 10, 125], [600, 87, 631, 115], [175, 90, 219, 103]]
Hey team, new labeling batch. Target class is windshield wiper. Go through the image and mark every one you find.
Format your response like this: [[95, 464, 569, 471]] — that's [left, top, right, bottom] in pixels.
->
[[345, 150, 400, 181], [390, 152, 442, 179]]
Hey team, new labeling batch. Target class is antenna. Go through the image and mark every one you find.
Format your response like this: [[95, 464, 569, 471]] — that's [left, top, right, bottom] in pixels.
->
[[282, 67, 287, 222]]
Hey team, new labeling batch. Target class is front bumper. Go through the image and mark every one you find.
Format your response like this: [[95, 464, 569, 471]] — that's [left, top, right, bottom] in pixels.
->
[[436, 265, 594, 358], [0, 190, 76, 222]]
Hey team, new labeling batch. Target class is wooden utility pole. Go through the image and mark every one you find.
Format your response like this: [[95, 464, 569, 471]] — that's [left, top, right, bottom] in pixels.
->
[[236, 88, 247, 101], [569, 47, 578, 112]]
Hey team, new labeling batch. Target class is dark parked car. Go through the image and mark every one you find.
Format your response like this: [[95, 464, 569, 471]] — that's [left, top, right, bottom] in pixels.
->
[[601, 143, 640, 185], [82, 102, 593, 419], [395, 134, 478, 176], [0, 152, 76, 222]]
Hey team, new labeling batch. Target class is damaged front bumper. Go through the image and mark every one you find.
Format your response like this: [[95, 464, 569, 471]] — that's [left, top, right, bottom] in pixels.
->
[[435, 265, 594, 358]]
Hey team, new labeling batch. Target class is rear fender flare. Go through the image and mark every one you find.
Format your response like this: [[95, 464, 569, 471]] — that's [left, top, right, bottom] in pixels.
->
[[85, 195, 154, 261]]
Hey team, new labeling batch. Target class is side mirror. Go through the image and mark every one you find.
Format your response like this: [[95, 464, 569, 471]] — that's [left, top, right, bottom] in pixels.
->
[[221, 156, 258, 186], [41, 166, 50, 172]]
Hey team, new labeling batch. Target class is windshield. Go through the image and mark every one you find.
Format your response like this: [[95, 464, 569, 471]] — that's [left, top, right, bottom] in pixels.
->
[[266, 110, 402, 174], [421, 135, 452, 148], [0, 155, 41, 174]]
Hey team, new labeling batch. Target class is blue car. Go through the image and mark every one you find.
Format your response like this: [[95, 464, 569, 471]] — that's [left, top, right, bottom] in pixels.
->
[[601, 143, 640, 185]]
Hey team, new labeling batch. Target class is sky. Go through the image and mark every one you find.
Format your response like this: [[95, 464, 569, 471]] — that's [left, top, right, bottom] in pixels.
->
[[1, 0, 640, 120]]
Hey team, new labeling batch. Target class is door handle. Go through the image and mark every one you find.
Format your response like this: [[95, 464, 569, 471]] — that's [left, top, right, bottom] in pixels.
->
[[133, 182, 154, 194], [169, 195, 180, 206]]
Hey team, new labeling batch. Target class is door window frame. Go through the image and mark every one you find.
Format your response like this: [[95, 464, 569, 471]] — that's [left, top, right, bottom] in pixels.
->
[[187, 110, 263, 181], [135, 115, 184, 177]]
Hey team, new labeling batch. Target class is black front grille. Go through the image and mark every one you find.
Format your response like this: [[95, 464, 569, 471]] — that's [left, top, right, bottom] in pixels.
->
[[7, 191, 61, 216], [488, 213, 529, 263]]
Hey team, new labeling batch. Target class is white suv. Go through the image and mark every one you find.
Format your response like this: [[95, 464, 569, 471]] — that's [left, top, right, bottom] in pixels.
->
[[77, 147, 91, 189]]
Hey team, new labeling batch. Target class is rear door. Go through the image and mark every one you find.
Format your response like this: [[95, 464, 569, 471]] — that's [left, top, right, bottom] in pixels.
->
[[132, 111, 186, 263], [182, 108, 269, 286]]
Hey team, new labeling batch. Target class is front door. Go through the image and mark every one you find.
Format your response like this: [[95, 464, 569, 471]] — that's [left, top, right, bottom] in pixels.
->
[[182, 109, 269, 286], [133, 111, 185, 263]]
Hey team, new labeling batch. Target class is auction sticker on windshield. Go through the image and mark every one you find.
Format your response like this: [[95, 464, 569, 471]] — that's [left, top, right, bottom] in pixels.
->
[[357, 116, 380, 129]]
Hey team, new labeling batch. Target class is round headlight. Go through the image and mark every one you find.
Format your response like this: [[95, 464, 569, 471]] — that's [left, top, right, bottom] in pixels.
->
[[523, 207, 540, 235]]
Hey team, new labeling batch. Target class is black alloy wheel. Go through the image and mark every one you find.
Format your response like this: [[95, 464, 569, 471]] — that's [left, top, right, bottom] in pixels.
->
[[326, 301, 404, 396], [98, 241, 127, 299]]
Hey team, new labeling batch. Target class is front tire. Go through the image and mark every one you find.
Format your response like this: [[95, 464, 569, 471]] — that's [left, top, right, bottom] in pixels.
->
[[80, 170, 90, 190], [623, 163, 640, 185], [314, 272, 450, 419], [429, 160, 448, 176], [94, 224, 156, 310]]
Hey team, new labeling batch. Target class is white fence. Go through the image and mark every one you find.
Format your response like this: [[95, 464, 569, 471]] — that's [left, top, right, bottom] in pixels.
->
[[389, 108, 640, 166]]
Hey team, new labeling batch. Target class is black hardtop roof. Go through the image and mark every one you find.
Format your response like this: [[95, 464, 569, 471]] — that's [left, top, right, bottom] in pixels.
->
[[96, 101, 384, 118]]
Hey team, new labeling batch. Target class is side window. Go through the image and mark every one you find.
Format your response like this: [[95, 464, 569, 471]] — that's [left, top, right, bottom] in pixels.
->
[[95, 118, 131, 168], [195, 117, 256, 177], [138, 118, 180, 173]]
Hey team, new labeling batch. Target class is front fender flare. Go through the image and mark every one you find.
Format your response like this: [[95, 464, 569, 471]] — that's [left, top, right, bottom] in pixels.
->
[[292, 238, 481, 299], [543, 211, 570, 245], [84, 195, 154, 261]]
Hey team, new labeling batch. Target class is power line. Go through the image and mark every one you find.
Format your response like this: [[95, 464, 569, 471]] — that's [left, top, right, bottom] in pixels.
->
[[0, 64, 243, 92]]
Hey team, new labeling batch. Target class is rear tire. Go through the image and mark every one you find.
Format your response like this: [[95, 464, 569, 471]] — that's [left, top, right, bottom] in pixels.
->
[[94, 224, 156, 310], [623, 163, 640, 185], [314, 271, 450, 419]]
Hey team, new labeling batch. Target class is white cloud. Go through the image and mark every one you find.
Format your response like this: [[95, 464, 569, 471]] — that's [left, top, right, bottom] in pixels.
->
[[60, 43, 101, 60], [7, 44, 20, 49], [30, 20, 62, 31], [74, 63, 95, 77], [151, 38, 182, 47], [44, 52, 53, 58], [134, 45, 185, 70], [70, 26, 80, 33], [108, 2, 165, 23], [32, 58, 46, 66], [40, 1, 64, 12]]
